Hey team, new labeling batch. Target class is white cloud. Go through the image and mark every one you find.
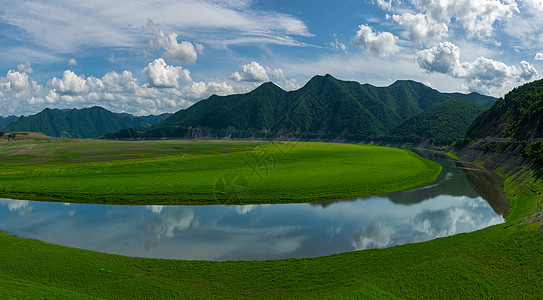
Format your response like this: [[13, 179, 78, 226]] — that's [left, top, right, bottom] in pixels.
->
[[375, 0, 398, 11], [182, 81, 234, 99], [43, 67, 192, 115], [416, 42, 462, 75], [416, 41, 539, 95], [409, 0, 518, 39], [503, 0, 543, 49], [330, 37, 347, 53], [231, 61, 270, 82], [0, 70, 43, 115], [392, 13, 448, 45], [17, 61, 34, 74], [0, 0, 311, 55], [102, 70, 139, 93], [230, 62, 300, 90], [148, 20, 198, 64], [67, 58, 78, 66], [143, 58, 191, 88], [353, 24, 399, 57], [536, 53, 543, 61], [1, 70, 32, 92], [49, 70, 91, 94]]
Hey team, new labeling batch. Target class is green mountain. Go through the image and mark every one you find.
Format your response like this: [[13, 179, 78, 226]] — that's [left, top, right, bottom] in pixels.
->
[[5, 107, 171, 138], [0, 116, 19, 130], [118, 74, 494, 140], [388, 98, 486, 146], [467, 79, 543, 140]]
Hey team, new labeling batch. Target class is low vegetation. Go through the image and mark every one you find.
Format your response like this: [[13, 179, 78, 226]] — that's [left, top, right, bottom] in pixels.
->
[[0, 169, 541, 298], [0, 139, 440, 205]]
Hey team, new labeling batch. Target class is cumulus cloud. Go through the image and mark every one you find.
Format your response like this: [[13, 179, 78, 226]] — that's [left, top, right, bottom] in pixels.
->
[[391, 13, 448, 45], [182, 81, 234, 100], [67, 58, 78, 66], [230, 62, 300, 90], [148, 20, 198, 64], [353, 24, 399, 57], [0, 70, 43, 114], [416, 42, 539, 95], [43, 66, 191, 115], [17, 61, 34, 74], [49, 70, 92, 94], [1, 70, 33, 92], [409, 0, 518, 39], [231, 61, 270, 82], [536, 53, 543, 61], [143, 58, 191, 88]]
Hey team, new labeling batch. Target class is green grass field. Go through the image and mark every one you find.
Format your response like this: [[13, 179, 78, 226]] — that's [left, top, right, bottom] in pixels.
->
[[0, 178, 541, 299], [0, 139, 441, 204], [1, 139, 541, 298]]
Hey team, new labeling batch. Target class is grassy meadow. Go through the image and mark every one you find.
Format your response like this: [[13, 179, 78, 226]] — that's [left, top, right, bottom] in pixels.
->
[[0, 138, 441, 204], [0, 177, 541, 299], [1, 138, 541, 298]]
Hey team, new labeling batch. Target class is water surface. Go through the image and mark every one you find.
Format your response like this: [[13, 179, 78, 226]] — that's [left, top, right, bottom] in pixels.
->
[[0, 159, 508, 260]]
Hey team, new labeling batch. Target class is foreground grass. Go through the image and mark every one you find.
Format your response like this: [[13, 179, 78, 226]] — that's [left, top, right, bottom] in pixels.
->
[[0, 139, 440, 204], [0, 179, 541, 299]]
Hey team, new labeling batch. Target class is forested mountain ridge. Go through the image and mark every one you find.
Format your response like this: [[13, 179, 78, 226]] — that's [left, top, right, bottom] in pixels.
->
[[467, 79, 543, 140], [118, 74, 495, 140], [4, 106, 171, 138], [0, 116, 19, 130], [388, 98, 486, 146]]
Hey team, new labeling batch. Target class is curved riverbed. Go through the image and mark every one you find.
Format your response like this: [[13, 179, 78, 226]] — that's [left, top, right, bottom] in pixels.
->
[[0, 159, 508, 261]]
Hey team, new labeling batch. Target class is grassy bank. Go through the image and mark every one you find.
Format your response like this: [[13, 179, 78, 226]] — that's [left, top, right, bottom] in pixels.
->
[[0, 176, 541, 299], [0, 139, 440, 204]]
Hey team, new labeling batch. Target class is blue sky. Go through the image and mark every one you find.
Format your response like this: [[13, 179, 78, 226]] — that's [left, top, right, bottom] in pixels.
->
[[1, 0, 543, 116]]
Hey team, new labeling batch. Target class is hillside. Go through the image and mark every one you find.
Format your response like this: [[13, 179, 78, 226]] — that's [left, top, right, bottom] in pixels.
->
[[467, 79, 543, 140], [0, 116, 19, 130], [113, 74, 494, 140], [388, 98, 486, 146], [5, 107, 170, 138]]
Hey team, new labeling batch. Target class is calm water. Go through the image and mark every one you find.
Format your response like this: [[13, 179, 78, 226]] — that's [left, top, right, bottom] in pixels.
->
[[0, 159, 508, 261]]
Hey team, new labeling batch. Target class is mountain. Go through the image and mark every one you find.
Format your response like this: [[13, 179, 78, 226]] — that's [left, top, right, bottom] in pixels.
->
[[0, 116, 19, 130], [467, 79, 543, 140], [388, 98, 486, 146], [118, 74, 495, 140], [5, 107, 171, 138]]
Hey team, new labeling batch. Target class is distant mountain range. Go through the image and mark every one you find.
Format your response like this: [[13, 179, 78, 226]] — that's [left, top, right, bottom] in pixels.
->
[[107, 74, 495, 141], [3, 107, 171, 138], [0, 116, 19, 130], [2, 74, 497, 143], [387, 98, 486, 146]]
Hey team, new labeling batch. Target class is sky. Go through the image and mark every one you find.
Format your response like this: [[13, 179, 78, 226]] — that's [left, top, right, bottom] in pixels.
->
[[1, 0, 543, 116]]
